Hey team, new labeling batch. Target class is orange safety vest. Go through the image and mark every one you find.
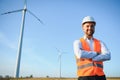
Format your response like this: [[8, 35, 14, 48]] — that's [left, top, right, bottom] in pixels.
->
[[76, 38, 104, 77]]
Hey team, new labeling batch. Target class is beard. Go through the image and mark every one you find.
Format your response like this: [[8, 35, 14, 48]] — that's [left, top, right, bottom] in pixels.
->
[[86, 30, 94, 36]]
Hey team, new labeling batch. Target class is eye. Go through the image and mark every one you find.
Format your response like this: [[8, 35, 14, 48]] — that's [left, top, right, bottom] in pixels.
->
[[91, 25, 95, 28], [86, 25, 89, 28]]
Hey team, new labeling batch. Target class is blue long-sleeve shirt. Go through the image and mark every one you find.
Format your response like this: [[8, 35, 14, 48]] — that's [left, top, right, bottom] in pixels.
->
[[73, 37, 111, 61]]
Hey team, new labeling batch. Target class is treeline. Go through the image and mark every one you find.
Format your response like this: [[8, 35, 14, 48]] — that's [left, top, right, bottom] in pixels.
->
[[0, 74, 33, 79]]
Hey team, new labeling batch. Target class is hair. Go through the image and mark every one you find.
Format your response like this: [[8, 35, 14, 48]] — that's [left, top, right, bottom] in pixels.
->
[[82, 22, 96, 26]]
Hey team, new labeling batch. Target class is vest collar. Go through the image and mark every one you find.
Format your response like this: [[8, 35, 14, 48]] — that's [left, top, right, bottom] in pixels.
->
[[83, 35, 94, 41]]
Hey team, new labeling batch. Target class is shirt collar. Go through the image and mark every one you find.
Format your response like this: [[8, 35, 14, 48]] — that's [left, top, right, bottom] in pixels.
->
[[83, 35, 94, 41]]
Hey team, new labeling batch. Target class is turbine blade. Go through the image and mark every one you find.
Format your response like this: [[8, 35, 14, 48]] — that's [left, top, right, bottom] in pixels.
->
[[1, 9, 23, 15], [27, 10, 44, 24], [24, 0, 27, 7], [62, 52, 67, 54], [56, 48, 60, 53]]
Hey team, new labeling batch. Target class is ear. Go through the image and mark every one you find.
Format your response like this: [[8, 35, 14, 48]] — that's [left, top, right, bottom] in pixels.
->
[[82, 25, 84, 30]]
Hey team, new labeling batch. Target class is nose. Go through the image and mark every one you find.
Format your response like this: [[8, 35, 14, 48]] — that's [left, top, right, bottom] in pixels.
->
[[88, 26, 92, 29]]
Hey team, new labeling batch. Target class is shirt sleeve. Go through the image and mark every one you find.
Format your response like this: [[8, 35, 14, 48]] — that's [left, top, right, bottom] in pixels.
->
[[73, 40, 97, 59], [92, 40, 111, 61]]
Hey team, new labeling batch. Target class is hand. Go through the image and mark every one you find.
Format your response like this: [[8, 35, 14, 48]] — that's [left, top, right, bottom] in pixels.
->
[[80, 48, 84, 50], [97, 52, 100, 55]]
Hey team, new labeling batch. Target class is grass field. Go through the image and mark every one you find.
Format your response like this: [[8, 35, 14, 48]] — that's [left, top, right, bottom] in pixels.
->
[[0, 77, 120, 80]]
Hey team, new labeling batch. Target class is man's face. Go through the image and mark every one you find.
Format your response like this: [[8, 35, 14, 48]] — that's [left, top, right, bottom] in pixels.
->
[[82, 22, 95, 37]]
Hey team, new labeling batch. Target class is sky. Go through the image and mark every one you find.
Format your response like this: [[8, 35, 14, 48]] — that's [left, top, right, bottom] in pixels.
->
[[0, 0, 120, 78]]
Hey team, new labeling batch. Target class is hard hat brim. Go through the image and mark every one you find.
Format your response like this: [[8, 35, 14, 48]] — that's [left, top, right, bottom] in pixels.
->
[[82, 21, 96, 26]]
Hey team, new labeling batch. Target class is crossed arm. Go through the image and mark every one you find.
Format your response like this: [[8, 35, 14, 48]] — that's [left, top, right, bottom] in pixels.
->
[[73, 40, 111, 61]]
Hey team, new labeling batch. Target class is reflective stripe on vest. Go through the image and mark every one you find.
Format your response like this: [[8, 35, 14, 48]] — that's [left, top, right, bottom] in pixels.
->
[[78, 63, 103, 70]]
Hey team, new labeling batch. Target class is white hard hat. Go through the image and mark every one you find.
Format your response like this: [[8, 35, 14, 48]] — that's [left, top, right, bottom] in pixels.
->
[[82, 16, 96, 25]]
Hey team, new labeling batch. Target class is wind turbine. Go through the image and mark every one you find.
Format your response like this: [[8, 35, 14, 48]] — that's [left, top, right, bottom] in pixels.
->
[[56, 48, 67, 79], [1, 0, 43, 78]]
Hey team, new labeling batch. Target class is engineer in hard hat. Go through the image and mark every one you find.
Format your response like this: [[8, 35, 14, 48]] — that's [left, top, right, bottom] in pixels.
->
[[73, 16, 111, 80]]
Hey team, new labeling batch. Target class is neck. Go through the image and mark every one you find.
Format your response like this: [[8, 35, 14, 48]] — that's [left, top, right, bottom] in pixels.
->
[[87, 36, 92, 39], [85, 35, 93, 40]]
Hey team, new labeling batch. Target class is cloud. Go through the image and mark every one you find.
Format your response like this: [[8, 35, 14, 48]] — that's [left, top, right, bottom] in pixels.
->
[[0, 32, 17, 50]]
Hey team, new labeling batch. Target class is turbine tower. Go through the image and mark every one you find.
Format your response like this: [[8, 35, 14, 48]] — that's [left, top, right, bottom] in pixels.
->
[[56, 48, 67, 79], [1, 0, 43, 78]]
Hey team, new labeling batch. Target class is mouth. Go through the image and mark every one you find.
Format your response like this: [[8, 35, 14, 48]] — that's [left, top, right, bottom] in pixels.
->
[[88, 30, 92, 33], [87, 30, 94, 35]]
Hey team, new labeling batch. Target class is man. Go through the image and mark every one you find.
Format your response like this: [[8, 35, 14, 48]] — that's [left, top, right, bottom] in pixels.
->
[[73, 16, 111, 80]]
